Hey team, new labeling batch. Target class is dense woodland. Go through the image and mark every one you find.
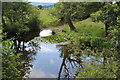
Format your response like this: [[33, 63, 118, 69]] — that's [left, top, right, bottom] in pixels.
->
[[1, 1, 120, 79]]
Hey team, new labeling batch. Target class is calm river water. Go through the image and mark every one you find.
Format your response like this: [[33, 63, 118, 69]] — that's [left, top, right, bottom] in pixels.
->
[[23, 34, 83, 79], [29, 42, 62, 78]]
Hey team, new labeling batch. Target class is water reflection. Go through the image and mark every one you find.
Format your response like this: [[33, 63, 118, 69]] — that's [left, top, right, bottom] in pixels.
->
[[57, 43, 83, 79], [16, 36, 120, 79], [29, 43, 61, 78], [14, 32, 120, 79], [17, 36, 83, 79], [16, 40, 40, 78]]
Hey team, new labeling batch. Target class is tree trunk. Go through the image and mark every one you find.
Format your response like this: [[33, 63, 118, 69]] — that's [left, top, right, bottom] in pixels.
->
[[62, 2, 76, 31], [105, 23, 109, 37], [23, 41, 25, 51], [58, 58, 66, 80], [66, 14, 76, 31], [18, 41, 21, 50], [59, 17, 65, 24]]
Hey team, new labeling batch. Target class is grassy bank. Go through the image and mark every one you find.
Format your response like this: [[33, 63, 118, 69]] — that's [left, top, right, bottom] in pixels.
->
[[61, 18, 105, 38]]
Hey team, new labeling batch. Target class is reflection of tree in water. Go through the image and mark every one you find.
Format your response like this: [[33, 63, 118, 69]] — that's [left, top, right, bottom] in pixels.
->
[[16, 41, 40, 78], [57, 39, 120, 79], [57, 42, 83, 79]]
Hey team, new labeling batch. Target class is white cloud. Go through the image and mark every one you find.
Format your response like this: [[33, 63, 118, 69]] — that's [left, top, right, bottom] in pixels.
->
[[41, 46, 54, 53], [50, 59, 54, 64], [29, 68, 57, 78], [49, 74, 56, 78], [29, 69, 46, 78], [26, 0, 59, 3]]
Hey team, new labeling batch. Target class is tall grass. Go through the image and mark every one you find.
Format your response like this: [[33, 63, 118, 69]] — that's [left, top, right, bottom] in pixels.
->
[[62, 18, 105, 37]]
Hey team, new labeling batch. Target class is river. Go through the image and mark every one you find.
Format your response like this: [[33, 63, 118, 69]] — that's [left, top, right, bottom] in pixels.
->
[[29, 43, 62, 78], [22, 30, 81, 79], [21, 30, 118, 79]]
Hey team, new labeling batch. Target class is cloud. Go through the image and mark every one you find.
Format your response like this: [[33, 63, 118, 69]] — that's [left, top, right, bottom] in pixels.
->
[[41, 46, 54, 53], [49, 74, 56, 78], [29, 69, 57, 78], [50, 59, 54, 64], [29, 69, 46, 78]]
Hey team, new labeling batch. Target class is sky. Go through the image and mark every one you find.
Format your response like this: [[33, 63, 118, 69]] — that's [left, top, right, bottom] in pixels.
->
[[27, 0, 59, 3]]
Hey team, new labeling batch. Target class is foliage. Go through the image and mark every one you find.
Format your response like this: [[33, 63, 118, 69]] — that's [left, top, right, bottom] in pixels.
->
[[77, 28, 120, 78], [76, 19, 120, 79], [91, 3, 119, 24], [57, 41, 83, 79], [2, 38, 22, 79], [1, 1, 120, 79], [69, 2, 103, 21], [77, 60, 117, 78], [91, 2, 120, 36], [108, 26, 120, 78], [38, 5, 43, 9], [66, 26, 120, 78], [2, 2, 41, 79], [61, 18, 105, 37], [57, 16, 119, 78], [0, 29, 2, 79], [76, 2, 120, 78], [39, 9, 60, 26], [41, 35, 67, 43], [2, 36, 37, 79], [49, 2, 66, 24], [50, 2, 103, 22], [2, 2, 41, 42]]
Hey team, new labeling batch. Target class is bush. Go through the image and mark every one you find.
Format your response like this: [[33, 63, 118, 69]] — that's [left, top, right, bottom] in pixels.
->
[[2, 39, 22, 79]]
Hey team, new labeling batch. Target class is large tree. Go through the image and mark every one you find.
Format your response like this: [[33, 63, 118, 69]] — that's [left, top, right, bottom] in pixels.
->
[[50, 2, 103, 31], [91, 2, 120, 37], [2, 2, 41, 49]]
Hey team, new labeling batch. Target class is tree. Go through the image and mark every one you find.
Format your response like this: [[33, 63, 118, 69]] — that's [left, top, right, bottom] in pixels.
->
[[2, 2, 41, 49], [91, 2, 120, 37], [38, 5, 43, 9], [1, 31, 39, 79], [50, 2, 103, 31], [57, 41, 82, 79], [50, 2, 66, 24], [62, 2, 76, 31], [1, 30, 22, 79], [76, 2, 120, 76]]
